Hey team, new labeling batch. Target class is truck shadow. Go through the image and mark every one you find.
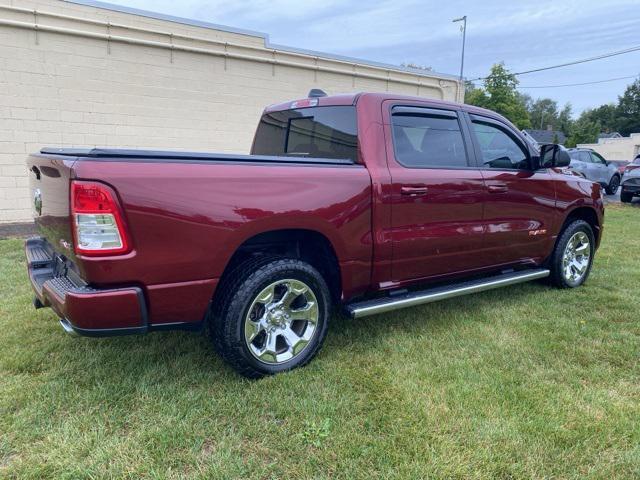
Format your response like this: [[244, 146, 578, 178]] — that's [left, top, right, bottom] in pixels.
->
[[49, 280, 551, 390]]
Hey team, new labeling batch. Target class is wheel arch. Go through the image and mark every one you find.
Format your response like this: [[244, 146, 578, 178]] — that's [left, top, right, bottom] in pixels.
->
[[216, 228, 342, 304], [563, 206, 601, 247]]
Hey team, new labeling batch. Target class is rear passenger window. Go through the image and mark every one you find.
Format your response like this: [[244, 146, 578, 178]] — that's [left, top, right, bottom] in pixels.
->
[[391, 109, 468, 168], [471, 121, 529, 170]]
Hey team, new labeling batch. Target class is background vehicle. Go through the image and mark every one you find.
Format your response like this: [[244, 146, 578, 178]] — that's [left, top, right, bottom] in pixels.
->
[[608, 160, 629, 176], [567, 148, 621, 195], [621, 156, 640, 203], [623, 155, 640, 176], [25, 92, 604, 378]]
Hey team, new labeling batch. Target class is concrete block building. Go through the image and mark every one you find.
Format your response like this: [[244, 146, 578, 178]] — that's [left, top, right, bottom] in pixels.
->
[[0, 0, 462, 225]]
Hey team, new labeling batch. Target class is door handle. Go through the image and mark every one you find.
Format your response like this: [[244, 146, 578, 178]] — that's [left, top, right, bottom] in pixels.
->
[[401, 184, 428, 196], [488, 184, 508, 193]]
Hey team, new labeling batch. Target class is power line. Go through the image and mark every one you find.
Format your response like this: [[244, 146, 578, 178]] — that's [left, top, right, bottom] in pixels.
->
[[469, 44, 640, 81], [518, 74, 639, 89]]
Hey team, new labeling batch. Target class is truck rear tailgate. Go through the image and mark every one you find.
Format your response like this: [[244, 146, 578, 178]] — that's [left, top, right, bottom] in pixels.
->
[[27, 153, 77, 263]]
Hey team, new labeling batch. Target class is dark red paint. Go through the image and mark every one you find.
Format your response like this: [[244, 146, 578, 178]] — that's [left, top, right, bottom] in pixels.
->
[[26, 92, 604, 333]]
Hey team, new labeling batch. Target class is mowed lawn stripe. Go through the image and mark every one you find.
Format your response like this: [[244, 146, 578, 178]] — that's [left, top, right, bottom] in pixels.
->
[[1, 205, 638, 479]]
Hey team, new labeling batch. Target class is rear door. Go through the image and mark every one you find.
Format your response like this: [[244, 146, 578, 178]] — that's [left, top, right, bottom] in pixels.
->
[[466, 113, 556, 266], [384, 103, 487, 284]]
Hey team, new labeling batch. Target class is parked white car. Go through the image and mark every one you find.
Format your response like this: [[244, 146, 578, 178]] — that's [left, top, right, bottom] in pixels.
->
[[567, 148, 621, 195]]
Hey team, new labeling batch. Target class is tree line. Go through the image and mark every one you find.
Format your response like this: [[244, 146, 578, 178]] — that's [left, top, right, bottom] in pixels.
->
[[464, 63, 640, 147]]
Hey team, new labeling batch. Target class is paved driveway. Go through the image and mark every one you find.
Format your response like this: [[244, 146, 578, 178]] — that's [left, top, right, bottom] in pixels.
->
[[604, 189, 640, 206]]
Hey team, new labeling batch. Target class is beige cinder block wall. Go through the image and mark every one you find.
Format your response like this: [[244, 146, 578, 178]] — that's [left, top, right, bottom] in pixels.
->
[[578, 133, 640, 161], [0, 0, 463, 224]]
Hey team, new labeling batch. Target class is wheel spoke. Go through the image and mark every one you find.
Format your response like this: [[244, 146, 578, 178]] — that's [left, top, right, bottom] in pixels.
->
[[245, 319, 264, 343], [288, 301, 318, 322], [281, 327, 303, 351], [256, 285, 275, 304], [279, 281, 308, 307], [575, 243, 589, 254]]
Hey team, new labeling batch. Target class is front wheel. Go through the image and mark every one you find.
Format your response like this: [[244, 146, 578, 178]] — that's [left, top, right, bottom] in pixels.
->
[[549, 220, 595, 288], [605, 175, 620, 195], [621, 190, 633, 203], [210, 257, 331, 378]]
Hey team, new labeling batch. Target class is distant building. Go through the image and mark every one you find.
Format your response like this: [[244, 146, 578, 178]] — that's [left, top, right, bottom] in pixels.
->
[[522, 129, 567, 147], [598, 132, 623, 140], [578, 133, 640, 161]]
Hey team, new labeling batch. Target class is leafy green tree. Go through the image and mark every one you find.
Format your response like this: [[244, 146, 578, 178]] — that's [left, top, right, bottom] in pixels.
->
[[565, 116, 600, 147], [557, 103, 573, 137], [582, 103, 619, 134], [464, 63, 531, 129], [529, 98, 559, 130], [617, 79, 640, 136]]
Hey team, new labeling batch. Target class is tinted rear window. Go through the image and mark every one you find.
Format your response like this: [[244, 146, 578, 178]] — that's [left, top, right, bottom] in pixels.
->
[[252, 106, 357, 161]]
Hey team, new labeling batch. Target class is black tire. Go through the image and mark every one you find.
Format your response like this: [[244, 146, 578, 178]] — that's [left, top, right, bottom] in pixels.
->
[[209, 256, 331, 378], [605, 175, 620, 195], [549, 219, 595, 289], [620, 189, 633, 203]]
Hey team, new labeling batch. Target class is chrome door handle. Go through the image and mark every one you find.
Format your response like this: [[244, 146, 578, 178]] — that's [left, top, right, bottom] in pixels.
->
[[401, 185, 428, 196], [488, 184, 508, 193]]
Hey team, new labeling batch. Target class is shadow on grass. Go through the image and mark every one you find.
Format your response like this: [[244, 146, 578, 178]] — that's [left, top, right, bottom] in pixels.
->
[[41, 278, 553, 390]]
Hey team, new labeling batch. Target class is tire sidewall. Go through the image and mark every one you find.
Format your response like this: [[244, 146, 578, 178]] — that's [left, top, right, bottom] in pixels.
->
[[607, 175, 620, 194], [230, 261, 330, 375], [553, 220, 595, 288]]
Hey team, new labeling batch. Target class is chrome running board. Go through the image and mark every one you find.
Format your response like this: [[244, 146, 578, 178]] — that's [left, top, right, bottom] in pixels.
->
[[346, 268, 550, 319]]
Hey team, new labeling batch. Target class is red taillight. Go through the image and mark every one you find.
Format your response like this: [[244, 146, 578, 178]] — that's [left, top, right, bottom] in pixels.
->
[[71, 181, 130, 256]]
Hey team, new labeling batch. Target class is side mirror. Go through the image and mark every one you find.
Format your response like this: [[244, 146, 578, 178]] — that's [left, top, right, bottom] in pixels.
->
[[539, 144, 570, 168], [555, 148, 571, 168]]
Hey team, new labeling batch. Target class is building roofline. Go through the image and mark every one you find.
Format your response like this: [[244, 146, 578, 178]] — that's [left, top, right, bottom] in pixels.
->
[[63, 0, 460, 82]]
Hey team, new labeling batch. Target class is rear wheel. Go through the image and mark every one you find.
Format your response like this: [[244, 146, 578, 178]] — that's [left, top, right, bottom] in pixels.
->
[[209, 257, 331, 378], [620, 189, 633, 203], [549, 220, 595, 288], [605, 175, 620, 195]]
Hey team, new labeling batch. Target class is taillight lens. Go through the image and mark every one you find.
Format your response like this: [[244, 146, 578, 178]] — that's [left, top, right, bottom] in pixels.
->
[[71, 181, 130, 256]]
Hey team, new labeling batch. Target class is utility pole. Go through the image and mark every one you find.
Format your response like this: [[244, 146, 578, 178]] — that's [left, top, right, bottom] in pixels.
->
[[452, 15, 467, 82]]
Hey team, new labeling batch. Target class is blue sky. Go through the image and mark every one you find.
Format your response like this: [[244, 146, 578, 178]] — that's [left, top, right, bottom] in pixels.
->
[[103, 0, 640, 115]]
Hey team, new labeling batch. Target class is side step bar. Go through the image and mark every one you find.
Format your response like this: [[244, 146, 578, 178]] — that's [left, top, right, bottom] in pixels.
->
[[346, 268, 550, 319]]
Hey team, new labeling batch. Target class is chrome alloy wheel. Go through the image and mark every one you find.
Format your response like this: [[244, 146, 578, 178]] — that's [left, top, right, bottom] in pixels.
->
[[244, 279, 319, 365], [562, 231, 591, 284]]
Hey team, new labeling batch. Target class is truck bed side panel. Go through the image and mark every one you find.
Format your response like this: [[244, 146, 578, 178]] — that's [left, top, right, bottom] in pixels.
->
[[72, 159, 373, 321]]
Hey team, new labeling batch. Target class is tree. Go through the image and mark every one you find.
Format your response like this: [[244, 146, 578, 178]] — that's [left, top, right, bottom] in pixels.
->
[[464, 63, 531, 129], [582, 103, 619, 134], [557, 103, 573, 137], [617, 79, 640, 136], [565, 116, 600, 147], [529, 98, 559, 130]]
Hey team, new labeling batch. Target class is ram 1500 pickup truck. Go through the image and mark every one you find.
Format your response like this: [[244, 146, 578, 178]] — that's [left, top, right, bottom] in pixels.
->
[[26, 91, 604, 378]]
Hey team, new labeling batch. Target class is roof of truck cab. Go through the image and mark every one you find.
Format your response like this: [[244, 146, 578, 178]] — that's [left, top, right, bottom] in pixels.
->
[[264, 92, 513, 125]]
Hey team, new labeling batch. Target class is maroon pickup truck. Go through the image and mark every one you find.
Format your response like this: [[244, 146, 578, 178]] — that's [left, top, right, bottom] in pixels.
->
[[26, 91, 604, 378]]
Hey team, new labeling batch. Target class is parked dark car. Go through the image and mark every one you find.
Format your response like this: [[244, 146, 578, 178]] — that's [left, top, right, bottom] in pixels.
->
[[621, 155, 640, 203], [26, 91, 604, 377], [567, 148, 621, 195]]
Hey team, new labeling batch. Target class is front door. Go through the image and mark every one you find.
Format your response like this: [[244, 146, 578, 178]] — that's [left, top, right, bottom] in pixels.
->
[[384, 103, 487, 284], [589, 151, 610, 184], [467, 114, 557, 266]]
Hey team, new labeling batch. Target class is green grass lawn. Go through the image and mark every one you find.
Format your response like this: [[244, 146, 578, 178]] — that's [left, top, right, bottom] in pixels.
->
[[1, 206, 639, 479]]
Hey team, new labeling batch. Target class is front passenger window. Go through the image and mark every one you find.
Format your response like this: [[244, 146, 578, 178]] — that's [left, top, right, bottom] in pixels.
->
[[471, 121, 529, 170]]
